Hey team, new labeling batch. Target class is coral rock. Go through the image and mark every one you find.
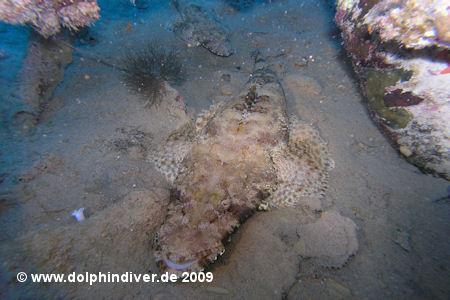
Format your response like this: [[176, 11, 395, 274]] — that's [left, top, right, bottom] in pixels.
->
[[336, 0, 450, 179], [364, 0, 450, 49], [0, 0, 100, 37]]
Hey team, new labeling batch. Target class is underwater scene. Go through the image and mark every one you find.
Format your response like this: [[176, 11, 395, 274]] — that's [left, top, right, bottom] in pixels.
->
[[0, 0, 449, 298]]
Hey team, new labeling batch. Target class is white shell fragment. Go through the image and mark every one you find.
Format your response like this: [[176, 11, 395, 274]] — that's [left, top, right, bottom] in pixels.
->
[[71, 207, 86, 222]]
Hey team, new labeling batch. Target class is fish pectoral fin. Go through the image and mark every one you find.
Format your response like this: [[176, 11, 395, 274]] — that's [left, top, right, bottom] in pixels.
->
[[268, 182, 323, 212], [194, 103, 223, 134], [268, 117, 333, 209], [147, 122, 196, 184], [288, 117, 334, 170]]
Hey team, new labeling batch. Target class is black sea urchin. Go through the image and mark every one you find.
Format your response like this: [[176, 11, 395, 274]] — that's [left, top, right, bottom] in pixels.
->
[[121, 44, 184, 107]]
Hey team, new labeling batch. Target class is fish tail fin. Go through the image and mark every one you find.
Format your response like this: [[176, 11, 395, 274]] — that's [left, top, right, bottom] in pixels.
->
[[251, 49, 269, 72]]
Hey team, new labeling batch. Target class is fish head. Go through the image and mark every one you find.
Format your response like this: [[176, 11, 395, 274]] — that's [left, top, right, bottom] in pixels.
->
[[155, 225, 227, 274], [155, 207, 239, 274]]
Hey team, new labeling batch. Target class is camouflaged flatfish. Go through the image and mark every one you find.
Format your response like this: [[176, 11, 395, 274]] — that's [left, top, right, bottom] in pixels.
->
[[172, 0, 233, 57], [148, 60, 334, 273]]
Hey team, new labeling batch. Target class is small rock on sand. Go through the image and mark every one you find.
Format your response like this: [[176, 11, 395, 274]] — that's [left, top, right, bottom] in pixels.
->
[[394, 228, 412, 252], [294, 211, 359, 268], [12, 111, 38, 134], [399, 145, 413, 158], [220, 83, 234, 96]]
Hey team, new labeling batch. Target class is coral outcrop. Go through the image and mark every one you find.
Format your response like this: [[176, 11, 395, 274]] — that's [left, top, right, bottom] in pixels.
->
[[12, 30, 73, 133], [364, 0, 450, 49], [336, 0, 450, 179], [0, 0, 100, 37], [0, 1, 99, 130]]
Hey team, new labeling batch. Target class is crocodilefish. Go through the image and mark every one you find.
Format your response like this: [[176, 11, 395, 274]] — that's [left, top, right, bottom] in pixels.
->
[[149, 54, 334, 273]]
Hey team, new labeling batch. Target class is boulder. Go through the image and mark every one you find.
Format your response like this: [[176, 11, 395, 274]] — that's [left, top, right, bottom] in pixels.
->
[[336, 0, 450, 180]]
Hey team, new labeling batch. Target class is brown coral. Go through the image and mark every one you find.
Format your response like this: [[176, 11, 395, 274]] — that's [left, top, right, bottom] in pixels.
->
[[0, 0, 100, 37]]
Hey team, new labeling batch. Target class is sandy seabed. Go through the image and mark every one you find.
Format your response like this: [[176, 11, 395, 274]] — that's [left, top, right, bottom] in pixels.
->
[[0, 0, 449, 299]]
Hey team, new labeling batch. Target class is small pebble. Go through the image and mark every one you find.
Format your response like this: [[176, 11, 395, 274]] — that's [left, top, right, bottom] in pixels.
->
[[220, 83, 234, 96], [399, 145, 412, 157]]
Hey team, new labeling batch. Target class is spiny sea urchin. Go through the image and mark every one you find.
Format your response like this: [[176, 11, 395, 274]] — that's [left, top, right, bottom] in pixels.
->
[[121, 44, 184, 107]]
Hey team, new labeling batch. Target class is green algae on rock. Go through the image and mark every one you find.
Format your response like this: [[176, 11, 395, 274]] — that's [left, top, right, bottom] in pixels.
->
[[364, 68, 413, 129], [336, 0, 450, 180]]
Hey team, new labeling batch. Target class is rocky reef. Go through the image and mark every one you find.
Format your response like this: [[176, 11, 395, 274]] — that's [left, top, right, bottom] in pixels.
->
[[0, 0, 99, 37], [0, 1, 100, 132], [336, 0, 450, 180], [13, 30, 73, 133]]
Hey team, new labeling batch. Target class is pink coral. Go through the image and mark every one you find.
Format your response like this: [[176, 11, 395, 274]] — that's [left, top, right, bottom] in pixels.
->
[[0, 0, 100, 37], [364, 0, 450, 49]]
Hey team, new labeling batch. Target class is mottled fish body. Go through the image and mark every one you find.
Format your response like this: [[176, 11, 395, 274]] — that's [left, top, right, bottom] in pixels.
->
[[172, 0, 233, 57], [150, 61, 333, 273]]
